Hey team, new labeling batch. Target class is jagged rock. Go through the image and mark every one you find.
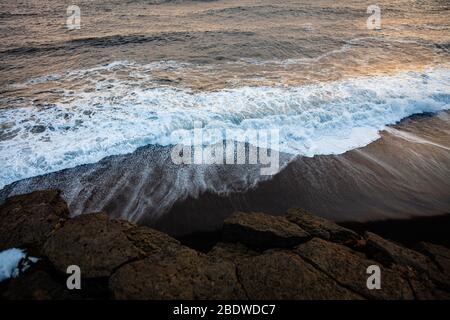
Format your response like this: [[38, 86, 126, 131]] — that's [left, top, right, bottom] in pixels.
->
[[285, 208, 360, 245], [2, 190, 450, 300], [416, 242, 450, 274], [364, 232, 450, 290], [123, 224, 182, 256], [109, 247, 246, 299], [43, 213, 144, 278], [365, 232, 436, 272], [0, 190, 69, 253], [235, 250, 362, 299], [294, 237, 414, 299], [222, 211, 310, 250]]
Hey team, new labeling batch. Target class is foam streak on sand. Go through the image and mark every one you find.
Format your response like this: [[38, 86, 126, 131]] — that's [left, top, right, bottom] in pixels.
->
[[0, 65, 449, 189]]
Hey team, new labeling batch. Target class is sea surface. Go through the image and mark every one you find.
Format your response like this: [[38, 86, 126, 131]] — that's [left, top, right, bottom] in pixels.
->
[[0, 0, 449, 234]]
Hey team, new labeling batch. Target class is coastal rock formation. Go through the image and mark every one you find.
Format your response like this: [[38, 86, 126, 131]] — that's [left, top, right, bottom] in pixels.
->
[[294, 238, 414, 299], [222, 211, 310, 250], [0, 190, 68, 254], [416, 242, 450, 276], [286, 208, 360, 245], [43, 213, 144, 278], [233, 250, 362, 300], [1, 190, 450, 300], [110, 248, 246, 300]]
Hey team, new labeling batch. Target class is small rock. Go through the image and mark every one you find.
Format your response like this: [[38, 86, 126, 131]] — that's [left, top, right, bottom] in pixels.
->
[[222, 212, 310, 250], [285, 208, 360, 245], [123, 224, 182, 256], [365, 232, 434, 271]]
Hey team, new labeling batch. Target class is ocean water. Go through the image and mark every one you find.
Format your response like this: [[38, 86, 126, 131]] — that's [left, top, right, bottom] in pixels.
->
[[0, 0, 449, 231], [0, 64, 449, 188]]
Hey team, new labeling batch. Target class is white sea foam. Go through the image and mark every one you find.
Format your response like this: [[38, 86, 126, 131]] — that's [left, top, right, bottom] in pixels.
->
[[0, 65, 449, 189], [0, 248, 38, 282]]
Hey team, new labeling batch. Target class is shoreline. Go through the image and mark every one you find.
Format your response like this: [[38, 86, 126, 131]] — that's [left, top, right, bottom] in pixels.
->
[[1, 110, 450, 236]]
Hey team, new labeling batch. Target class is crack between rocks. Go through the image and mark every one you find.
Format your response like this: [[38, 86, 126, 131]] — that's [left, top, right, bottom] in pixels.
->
[[233, 262, 250, 300], [297, 254, 368, 300], [405, 278, 419, 300], [109, 255, 145, 278]]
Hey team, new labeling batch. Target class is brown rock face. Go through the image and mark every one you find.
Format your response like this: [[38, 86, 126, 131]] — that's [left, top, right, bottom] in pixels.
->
[[294, 238, 414, 300], [43, 213, 143, 278], [222, 211, 310, 249], [235, 250, 362, 300], [1, 191, 450, 300], [416, 242, 450, 275], [285, 208, 359, 245], [365, 232, 436, 271], [0, 190, 69, 253], [364, 232, 450, 290], [109, 247, 246, 300]]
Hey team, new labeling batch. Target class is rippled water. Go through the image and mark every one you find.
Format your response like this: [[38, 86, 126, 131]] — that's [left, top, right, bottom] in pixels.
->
[[0, 0, 449, 231]]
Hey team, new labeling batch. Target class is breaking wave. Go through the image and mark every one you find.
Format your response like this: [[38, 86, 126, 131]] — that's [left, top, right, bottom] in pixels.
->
[[0, 63, 449, 189]]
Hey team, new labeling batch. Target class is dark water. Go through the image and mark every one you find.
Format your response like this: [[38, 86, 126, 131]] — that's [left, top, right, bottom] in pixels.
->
[[0, 0, 449, 234]]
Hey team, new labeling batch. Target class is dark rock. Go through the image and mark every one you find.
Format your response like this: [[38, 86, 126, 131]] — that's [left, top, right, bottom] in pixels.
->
[[2, 190, 449, 300], [222, 211, 310, 250], [407, 276, 450, 300], [109, 247, 246, 299], [285, 208, 360, 245], [123, 224, 182, 256], [235, 250, 362, 299], [416, 242, 450, 274], [365, 232, 436, 272], [208, 242, 258, 261], [364, 232, 450, 290], [0, 269, 78, 300], [43, 213, 143, 278], [294, 237, 414, 299], [0, 190, 68, 253]]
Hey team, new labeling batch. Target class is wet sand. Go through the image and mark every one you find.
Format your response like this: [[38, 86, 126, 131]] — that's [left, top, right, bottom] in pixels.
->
[[1, 111, 449, 236]]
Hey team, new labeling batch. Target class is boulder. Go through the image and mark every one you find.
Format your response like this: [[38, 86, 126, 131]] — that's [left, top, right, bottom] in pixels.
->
[[0, 190, 69, 253], [109, 247, 246, 299], [235, 250, 362, 299], [43, 213, 143, 278], [285, 208, 359, 245], [416, 242, 450, 274], [365, 232, 436, 271], [364, 232, 450, 290], [123, 223, 182, 256], [294, 237, 414, 299], [222, 212, 310, 250]]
